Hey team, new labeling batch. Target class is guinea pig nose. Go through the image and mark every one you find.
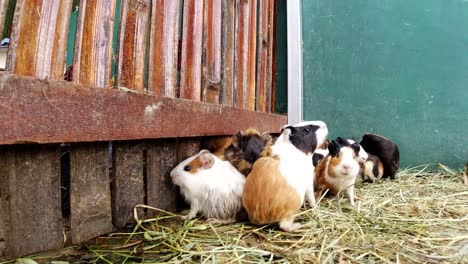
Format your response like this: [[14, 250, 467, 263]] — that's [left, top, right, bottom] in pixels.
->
[[342, 165, 351, 171]]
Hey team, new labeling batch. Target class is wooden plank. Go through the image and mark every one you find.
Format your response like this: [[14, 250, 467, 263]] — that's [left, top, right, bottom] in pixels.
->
[[148, 0, 180, 97], [116, 0, 150, 92], [0, 0, 9, 37], [202, 0, 222, 104], [0, 73, 287, 145], [73, 0, 116, 87], [246, 0, 257, 110], [70, 142, 113, 244], [0, 145, 63, 260], [177, 138, 201, 162], [146, 139, 178, 215], [6, 0, 72, 79], [234, 0, 249, 108], [256, 0, 268, 112], [267, 0, 277, 113], [220, 0, 236, 106], [180, 0, 204, 101], [112, 141, 145, 228]]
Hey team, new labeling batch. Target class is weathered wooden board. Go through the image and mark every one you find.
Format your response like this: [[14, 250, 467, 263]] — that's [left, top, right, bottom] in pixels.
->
[[116, 0, 150, 92], [73, 0, 116, 87], [0, 145, 63, 260], [246, 0, 257, 111], [70, 142, 113, 244], [175, 138, 201, 209], [220, 0, 236, 106], [148, 0, 181, 97], [202, 0, 222, 104], [256, 0, 269, 112], [267, 0, 277, 113], [0, 0, 10, 38], [234, 0, 249, 108], [7, 0, 72, 79], [180, 0, 204, 101], [0, 73, 287, 145], [112, 141, 145, 228], [146, 139, 178, 215]]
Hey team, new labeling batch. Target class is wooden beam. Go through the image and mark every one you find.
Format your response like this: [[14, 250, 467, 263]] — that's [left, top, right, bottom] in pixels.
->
[[234, 0, 249, 109], [70, 142, 113, 244], [116, 0, 150, 92], [256, 0, 269, 112], [0, 0, 10, 38], [148, 0, 181, 97], [0, 73, 287, 145], [112, 141, 145, 228], [0, 145, 63, 260], [247, 0, 257, 111], [7, 0, 73, 79], [180, 0, 204, 101]]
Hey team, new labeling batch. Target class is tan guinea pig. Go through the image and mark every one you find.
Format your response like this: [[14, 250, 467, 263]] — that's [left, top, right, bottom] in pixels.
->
[[243, 121, 328, 232], [170, 149, 245, 224]]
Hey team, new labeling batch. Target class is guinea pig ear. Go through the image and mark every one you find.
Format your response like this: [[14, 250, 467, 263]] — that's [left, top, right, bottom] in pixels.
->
[[198, 149, 215, 169], [351, 142, 361, 156], [336, 137, 349, 146], [328, 141, 341, 157]]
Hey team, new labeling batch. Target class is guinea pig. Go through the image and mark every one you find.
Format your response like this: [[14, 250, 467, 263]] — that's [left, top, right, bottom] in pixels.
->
[[359, 133, 400, 179], [336, 137, 368, 164], [358, 154, 384, 183], [314, 138, 361, 206], [224, 128, 273, 176], [242, 121, 328, 232], [170, 149, 245, 224], [313, 148, 329, 167], [201, 136, 233, 159]]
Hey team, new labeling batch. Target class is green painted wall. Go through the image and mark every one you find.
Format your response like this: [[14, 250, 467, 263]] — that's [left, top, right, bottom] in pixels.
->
[[302, 0, 468, 168], [274, 0, 288, 114]]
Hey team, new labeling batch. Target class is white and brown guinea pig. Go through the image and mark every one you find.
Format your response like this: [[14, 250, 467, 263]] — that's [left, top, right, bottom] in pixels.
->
[[314, 138, 361, 206], [243, 121, 328, 232], [359, 133, 400, 179], [359, 154, 384, 183], [170, 149, 245, 224], [224, 128, 273, 176]]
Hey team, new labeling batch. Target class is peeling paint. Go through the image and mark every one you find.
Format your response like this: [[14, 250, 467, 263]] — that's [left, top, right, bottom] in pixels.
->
[[144, 103, 162, 118]]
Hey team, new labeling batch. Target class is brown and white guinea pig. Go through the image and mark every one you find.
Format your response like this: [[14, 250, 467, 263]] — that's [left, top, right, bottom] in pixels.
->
[[359, 154, 384, 183], [242, 121, 328, 232], [201, 136, 233, 159], [359, 133, 400, 179], [224, 128, 273, 176], [314, 138, 361, 206], [170, 149, 245, 224]]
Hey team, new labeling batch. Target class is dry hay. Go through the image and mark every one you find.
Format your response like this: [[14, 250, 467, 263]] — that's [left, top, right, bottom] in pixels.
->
[[11, 165, 468, 264]]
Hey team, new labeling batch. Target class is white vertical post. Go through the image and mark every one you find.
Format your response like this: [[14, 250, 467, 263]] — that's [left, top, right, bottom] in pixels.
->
[[286, 0, 303, 124]]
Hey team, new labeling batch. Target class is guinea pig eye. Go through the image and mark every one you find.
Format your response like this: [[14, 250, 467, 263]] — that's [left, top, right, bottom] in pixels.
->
[[183, 165, 191, 171], [305, 127, 311, 133]]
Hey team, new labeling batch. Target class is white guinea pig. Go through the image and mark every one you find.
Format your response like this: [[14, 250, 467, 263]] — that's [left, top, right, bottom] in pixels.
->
[[243, 121, 328, 232], [170, 149, 245, 224]]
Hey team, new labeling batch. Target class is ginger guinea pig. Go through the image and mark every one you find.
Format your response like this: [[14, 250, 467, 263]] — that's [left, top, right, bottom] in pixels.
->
[[315, 138, 361, 206], [224, 128, 273, 176], [243, 121, 328, 232], [170, 149, 245, 224]]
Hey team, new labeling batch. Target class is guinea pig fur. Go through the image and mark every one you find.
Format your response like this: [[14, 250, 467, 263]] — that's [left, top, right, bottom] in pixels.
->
[[242, 121, 328, 232], [359, 133, 400, 179], [315, 139, 361, 206], [313, 148, 329, 167], [336, 137, 368, 164], [358, 154, 384, 183], [202, 136, 233, 159], [224, 128, 273, 176], [170, 149, 245, 224]]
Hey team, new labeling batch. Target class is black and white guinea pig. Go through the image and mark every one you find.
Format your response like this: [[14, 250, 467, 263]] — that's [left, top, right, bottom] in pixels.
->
[[358, 154, 384, 183], [336, 137, 368, 164], [170, 149, 245, 224], [243, 121, 328, 232], [359, 133, 400, 179], [224, 128, 273, 176], [314, 138, 361, 206]]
